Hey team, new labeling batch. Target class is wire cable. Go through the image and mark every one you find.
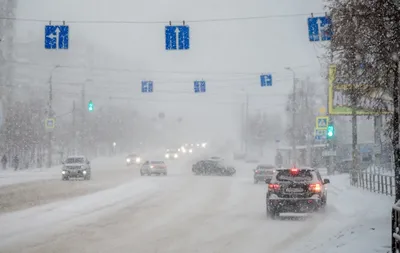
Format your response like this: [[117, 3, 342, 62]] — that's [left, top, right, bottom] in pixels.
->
[[0, 12, 325, 24]]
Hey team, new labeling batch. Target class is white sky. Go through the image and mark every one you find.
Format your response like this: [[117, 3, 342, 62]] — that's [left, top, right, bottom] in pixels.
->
[[12, 0, 327, 143]]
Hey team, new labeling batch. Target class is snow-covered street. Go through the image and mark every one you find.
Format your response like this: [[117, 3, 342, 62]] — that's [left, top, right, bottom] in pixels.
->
[[0, 154, 392, 253]]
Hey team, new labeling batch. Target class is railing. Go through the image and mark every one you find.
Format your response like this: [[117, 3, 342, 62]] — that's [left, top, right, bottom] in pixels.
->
[[392, 201, 400, 252], [352, 171, 395, 196]]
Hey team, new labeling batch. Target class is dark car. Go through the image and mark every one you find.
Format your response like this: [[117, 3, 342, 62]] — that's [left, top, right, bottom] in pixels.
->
[[254, 164, 276, 184], [266, 167, 330, 219], [192, 159, 236, 176]]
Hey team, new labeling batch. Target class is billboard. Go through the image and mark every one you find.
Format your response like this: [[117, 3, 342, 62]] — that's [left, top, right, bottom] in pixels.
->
[[328, 65, 392, 115]]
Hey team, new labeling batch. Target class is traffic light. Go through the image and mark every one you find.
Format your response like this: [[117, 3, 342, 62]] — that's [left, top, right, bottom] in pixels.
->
[[88, 100, 94, 112], [327, 124, 334, 139]]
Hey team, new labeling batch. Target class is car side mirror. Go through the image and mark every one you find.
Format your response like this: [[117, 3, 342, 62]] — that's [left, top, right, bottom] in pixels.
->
[[323, 179, 330, 184]]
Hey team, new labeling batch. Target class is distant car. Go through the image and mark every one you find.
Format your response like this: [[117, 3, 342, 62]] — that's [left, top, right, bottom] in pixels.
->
[[254, 164, 276, 184], [140, 160, 167, 176], [192, 159, 236, 176], [126, 153, 142, 166], [165, 149, 179, 159], [62, 156, 91, 180], [266, 167, 330, 219]]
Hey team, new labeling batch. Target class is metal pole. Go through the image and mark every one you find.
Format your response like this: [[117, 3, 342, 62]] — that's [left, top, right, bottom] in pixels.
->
[[72, 100, 76, 155], [240, 102, 245, 152], [47, 66, 59, 168], [351, 94, 359, 185], [81, 82, 86, 156], [244, 93, 249, 154], [285, 67, 297, 165]]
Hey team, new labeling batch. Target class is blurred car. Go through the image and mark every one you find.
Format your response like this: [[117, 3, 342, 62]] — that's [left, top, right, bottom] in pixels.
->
[[126, 153, 142, 166], [140, 160, 168, 176], [62, 156, 91, 180], [165, 149, 179, 159], [265, 167, 330, 219], [254, 164, 276, 184], [192, 159, 236, 176]]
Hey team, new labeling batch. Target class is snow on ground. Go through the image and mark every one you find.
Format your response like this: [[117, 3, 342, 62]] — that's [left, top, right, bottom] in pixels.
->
[[0, 154, 393, 253]]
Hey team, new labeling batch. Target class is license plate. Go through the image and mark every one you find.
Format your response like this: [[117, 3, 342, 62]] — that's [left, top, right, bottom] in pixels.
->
[[286, 188, 304, 193]]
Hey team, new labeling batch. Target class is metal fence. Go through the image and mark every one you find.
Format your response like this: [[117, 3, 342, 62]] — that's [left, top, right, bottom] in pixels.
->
[[352, 171, 395, 196]]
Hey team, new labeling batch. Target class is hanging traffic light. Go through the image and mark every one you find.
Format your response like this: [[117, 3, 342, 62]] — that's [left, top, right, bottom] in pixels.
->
[[327, 124, 334, 139], [88, 100, 94, 112]]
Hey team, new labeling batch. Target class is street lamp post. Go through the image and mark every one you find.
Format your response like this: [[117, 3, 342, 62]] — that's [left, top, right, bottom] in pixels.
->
[[47, 65, 60, 168], [285, 67, 297, 166]]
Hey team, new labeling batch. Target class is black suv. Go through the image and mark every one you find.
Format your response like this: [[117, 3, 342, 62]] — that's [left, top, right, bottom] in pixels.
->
[[266, 167, 330, 219]]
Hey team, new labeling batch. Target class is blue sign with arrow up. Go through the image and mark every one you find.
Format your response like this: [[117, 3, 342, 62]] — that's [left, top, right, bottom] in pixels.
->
[[45, 25, 69, 49], [165, 26, 190, 50], [307, 16, 332, 42], [260, 74, 272, 87]]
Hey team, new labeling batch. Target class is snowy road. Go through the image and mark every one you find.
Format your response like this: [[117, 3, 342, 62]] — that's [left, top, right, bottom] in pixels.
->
[[0, 155, 392, 253]]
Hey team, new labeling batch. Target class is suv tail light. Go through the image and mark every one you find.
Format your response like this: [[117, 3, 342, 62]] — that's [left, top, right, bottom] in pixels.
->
[[268, 184, 280, 191], [309, 183, 322, 193], [255, 170, 259, 174]]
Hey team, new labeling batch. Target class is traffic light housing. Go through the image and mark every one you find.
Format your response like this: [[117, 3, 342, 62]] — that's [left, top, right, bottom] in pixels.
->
[[327, 124, 334, 139], [88, 100, 94, 112]]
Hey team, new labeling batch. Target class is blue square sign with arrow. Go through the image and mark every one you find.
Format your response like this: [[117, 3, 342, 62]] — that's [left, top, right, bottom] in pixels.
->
[[307, 16, 332, 42], [45, 25, 69, 49], [165, 26, 190, 50], [260, 74, 272, 87]]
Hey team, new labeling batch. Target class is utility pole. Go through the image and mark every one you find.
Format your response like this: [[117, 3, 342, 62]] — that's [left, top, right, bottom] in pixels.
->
[[244, 93, 249, 154], [285, 67, 297, 165], [47, 75, 53, 168], [351, 92, 359, 185], [72, 100, 76, 155], [81, 82, 86, 156]]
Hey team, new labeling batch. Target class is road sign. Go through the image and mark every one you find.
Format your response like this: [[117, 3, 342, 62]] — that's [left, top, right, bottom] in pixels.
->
[[141, 81, 153, 93], [45, 25, 69, 49], [307, 16, 332, 42], [45, 118, 55, 129], [260, 74, 272, 87], [165, 26, 190, 50], [316, 116, 329, 129], [322, 150, 336, 157], [194, 81, 206, 93], [314, 129, 327, 140]]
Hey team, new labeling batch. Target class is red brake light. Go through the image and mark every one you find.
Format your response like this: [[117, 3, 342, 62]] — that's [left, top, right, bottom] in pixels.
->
[[255, 170, 259, 173], [268, 184, 280, 191], [290, 168, 299, 175], [309, 183, 322, 193]]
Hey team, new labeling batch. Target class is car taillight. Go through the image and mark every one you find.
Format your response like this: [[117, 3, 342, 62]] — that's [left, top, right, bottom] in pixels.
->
[[268, 184, 280, 191], [309, 183, 322, 193], [255, 170, 259, 173], [290, 168, 299, 175]]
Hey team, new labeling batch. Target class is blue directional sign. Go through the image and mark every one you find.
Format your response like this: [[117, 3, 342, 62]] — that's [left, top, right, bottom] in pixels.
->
[[45, 25, 69, 49], [165, 26, 190, 50], [194, 81, 206, 93], [307, 16, 332, 42], [141, 81, 153, 93], [315, 129, 327, 140], [260, 74, 272, 87]]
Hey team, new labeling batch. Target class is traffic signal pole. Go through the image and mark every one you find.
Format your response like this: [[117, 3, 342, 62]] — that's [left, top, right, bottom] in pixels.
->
[[81, 82, 86, 156]]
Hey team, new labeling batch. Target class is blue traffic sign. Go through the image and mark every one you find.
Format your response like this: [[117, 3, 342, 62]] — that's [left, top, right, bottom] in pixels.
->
[[45, 25, 69, 49], [194, 81, 206, 93], [315, 129, 327, 140], [141, 81, 153, 93], [260, 74, 272, 87], [165, 26, 190, 50], [307, 16, 332, 42]]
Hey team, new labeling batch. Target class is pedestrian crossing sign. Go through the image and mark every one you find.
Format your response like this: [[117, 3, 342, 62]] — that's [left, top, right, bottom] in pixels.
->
[[316, 116, 329, 129]]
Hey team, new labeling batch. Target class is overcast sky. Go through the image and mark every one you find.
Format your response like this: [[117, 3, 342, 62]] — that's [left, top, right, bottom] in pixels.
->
[[13, 0, 327, 144]]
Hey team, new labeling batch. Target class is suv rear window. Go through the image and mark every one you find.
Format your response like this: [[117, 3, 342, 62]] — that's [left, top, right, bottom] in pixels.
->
[[258, 165, 274, 170], [151, 161, 165, 165], [276, 170, 313, 182], [65, 157, 84, 164]]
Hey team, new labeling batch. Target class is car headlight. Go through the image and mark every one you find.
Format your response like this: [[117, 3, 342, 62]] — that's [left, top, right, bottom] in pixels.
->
[[126, 158, 131, 163], [62, 171, 66, 175], [165, 154, 170, 158], [174, 154, 178, 158], [189, 149, 193, 153], [136, 157, 141, 163], [83, 170, 87, 175], [201, 143, 207, 148], [182, 149, 187, 153]]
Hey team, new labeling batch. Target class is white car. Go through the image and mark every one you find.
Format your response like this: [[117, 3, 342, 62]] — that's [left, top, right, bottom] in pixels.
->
[[165, 149, 179, 159], [62, 156, 91, 180], [140, 161, 167, 176]]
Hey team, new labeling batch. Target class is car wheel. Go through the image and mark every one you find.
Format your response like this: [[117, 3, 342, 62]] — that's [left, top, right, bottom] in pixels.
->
[[266, 206, 278, 220], [62, 176, 69, 181]]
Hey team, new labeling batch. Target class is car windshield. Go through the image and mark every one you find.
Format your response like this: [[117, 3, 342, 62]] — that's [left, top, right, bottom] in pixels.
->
[[128, 154, 137, 158], [167, 150, 177, 153], [276, 170, 313, 182], [258, 165, 275, 170], [65, 157, 84, 164], [150, 161, 165, 165]]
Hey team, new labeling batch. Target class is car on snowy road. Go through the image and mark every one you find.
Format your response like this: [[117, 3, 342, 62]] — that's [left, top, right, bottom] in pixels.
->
[[140, 160, 168, 176], [192, 159, 236, 176], [265, 167, 330, 219], [61, 156, 91, 181], [126, 153, 142, 166], [253, 164, 276, 184]]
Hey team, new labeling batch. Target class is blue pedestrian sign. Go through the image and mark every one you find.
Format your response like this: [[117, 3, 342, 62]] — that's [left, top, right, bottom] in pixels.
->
[[315, 129, 327, 140], [316, 116, 329, 129], [45, 25, 69, 49], [260, 74, 272, 87], [307, 16, 332, 42], [194, 81, 206, 93], [141, 81, 153, 93], [165, 26, 190, 50]]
